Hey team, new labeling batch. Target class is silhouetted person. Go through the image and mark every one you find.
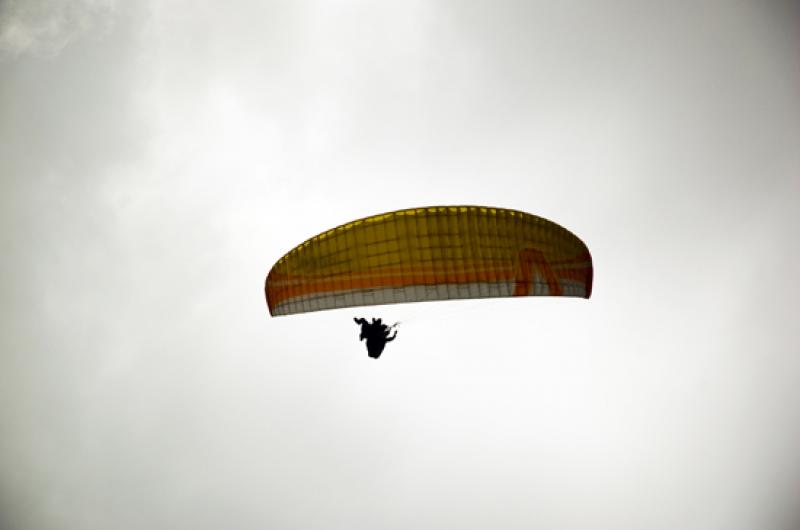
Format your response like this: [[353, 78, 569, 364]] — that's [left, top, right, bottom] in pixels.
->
[[354, 317, 397, 359]]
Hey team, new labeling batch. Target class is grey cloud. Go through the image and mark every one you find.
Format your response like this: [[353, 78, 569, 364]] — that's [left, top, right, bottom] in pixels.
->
[[1, 1, 799, 529], [0, 0, 116, 59]]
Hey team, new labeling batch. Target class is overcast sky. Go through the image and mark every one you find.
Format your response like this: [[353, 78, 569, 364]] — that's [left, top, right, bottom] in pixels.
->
[[2, 1, 799, 529]]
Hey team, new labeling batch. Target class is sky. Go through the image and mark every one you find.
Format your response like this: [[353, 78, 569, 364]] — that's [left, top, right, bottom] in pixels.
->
[[1, 1, 799, 529]]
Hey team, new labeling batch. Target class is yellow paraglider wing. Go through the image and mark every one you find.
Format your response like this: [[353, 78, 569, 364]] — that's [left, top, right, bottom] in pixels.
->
[[265, 206, 592, 316]]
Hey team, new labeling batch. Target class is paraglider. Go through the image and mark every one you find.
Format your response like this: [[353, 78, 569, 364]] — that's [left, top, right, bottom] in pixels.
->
[[353, 317, 397, 359], [265, 205, 593, 358]]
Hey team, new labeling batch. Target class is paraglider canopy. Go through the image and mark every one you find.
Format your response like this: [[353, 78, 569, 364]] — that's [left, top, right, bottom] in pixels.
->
[[265, 205, 592, 316]]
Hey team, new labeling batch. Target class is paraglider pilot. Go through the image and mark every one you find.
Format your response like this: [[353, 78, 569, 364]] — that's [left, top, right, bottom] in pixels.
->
[[354, 317, 397, 359]]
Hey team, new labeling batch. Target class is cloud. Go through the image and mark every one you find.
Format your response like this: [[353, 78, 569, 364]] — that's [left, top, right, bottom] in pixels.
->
[[1, 1, 799, 529], [0, 0, 115, 58]]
